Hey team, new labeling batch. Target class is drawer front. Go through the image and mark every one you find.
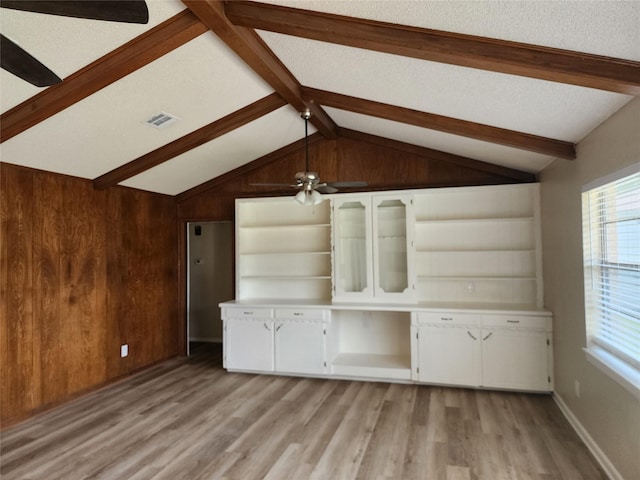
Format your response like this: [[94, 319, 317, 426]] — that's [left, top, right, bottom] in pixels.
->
[[416, 312, 480, 326], [274, 308, 327, 321], [224, 307, 272, 319], [482, 314, 550, 330]]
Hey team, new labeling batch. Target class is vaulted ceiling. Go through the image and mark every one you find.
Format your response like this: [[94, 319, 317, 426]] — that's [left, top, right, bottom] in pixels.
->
[[1, 0, 638, 196]]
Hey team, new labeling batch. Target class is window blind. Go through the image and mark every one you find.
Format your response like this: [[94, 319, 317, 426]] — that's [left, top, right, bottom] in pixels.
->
[[582, 170, 640, 369]]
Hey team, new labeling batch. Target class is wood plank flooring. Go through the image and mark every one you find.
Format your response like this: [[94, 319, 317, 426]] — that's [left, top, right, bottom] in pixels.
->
[[1, 343, 606, 480]]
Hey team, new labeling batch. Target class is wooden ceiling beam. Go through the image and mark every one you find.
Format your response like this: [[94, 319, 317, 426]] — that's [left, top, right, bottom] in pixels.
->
[[226, 1, 640, 95], [303, 87, 575, 160], [339, 128, 536, 183], [93, 92, 287, 189], [182, 0, 338, 139], [0, 10, 208, 143]]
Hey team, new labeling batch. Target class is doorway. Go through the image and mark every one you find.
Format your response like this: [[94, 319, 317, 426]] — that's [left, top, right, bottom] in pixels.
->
[[187, 221, 233, 356]]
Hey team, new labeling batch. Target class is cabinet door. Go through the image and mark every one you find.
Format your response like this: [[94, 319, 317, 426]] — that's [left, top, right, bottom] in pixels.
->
[[274, 319, 326, 375], [372, 195, 414, 300], [481, 329, 550, 391], [332, 197, 373, 300], [225, 317, 274, 372], [417, 325, 481, 386]]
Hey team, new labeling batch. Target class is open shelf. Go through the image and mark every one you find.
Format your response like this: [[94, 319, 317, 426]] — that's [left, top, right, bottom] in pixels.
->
[[412, 183, 537, 222], [412, 184, 542, 307], [415, 250, 536, 278], [237, 199, 330, 228], [239, 223, 330, 230], [239, 252, 331, 278], [236, 197, 332, 301], [328, 309, 412, 379], [240, 275, 331, 280], [331, 353, 411, 380], [239, 277, 332, 301], [416, 277, 538, 305]]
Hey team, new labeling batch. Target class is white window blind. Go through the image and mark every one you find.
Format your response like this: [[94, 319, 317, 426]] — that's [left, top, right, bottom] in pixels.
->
[[582, 169, 640, 371]]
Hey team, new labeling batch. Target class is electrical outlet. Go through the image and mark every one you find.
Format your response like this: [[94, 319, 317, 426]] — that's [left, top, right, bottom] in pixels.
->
[[574, 379, 580, 398], [120, 344, 129, 358]]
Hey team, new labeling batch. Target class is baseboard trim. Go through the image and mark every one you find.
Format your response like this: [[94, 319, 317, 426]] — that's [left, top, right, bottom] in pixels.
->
[[552, 392, 622, 480]]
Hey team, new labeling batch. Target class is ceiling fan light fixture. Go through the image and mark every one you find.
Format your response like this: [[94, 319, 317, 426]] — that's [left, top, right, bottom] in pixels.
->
[[295, 189, 322, 206]]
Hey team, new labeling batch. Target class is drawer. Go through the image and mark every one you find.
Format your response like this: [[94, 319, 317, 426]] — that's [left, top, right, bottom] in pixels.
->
[[274, 308, 327, 321], [482, 314, 551, 330], [416, 311, 480, 326], [223, 307, 272, 319]]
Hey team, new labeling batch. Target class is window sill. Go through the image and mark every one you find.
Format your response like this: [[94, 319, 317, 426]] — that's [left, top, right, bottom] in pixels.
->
[[584, 345, 640, 401]]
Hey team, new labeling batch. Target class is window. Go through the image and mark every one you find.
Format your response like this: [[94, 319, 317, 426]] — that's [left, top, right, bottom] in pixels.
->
[[582, 164, 640, 395]]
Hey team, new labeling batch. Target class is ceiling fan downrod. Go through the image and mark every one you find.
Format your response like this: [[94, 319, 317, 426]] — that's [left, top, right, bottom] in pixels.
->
[[301, 110, 311, 173]]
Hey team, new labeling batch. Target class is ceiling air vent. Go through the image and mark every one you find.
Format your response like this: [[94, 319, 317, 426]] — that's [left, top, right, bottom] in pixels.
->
[[144, 112, 178, 129]]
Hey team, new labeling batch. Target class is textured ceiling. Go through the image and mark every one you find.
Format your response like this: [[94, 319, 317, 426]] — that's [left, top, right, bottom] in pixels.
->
[[1, 0, 638, 195]]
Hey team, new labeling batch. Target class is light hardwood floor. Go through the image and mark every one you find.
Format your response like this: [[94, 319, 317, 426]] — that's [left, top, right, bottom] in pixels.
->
[[1, 344, 606, 480]]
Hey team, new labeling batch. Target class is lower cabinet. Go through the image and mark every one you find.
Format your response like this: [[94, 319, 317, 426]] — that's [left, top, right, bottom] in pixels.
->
[[414, 313, 481, 386], [274, 309, 327, 375], [222, 303, 552, 393], [222, 307, 329, 376], [414, 311, 552, 392], [481, 315, 552, 391], [224, 308, 274, 372]]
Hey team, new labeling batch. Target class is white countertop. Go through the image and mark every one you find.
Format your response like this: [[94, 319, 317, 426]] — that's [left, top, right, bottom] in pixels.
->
[[219, 299, 552, 315]]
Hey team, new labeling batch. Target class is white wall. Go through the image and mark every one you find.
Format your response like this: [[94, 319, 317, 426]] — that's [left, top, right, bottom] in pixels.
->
[[188, 222, 233, 343], [540, 97, 640, 480]]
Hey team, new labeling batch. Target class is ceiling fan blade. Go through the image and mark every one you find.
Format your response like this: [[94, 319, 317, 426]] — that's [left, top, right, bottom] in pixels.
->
[[0, 1, 149, 24], [0, 34, 62, 87], [249, 183, 298, 188], [325, 181, 368, 188], [316, 185, 338, 194]]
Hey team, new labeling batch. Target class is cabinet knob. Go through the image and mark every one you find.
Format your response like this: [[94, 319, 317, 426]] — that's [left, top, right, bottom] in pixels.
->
[[483, 332, 493, 341], [440, 317, 453, 321], [467, 331, 477, 340]]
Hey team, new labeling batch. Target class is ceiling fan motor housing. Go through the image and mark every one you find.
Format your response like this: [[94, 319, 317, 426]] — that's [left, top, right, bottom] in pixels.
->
[[296, 171, 320, 188]]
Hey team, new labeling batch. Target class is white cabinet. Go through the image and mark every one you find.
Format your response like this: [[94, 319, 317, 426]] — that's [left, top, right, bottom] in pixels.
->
[[481, 315, 552, 391], [413, 310, 552, 392], [236, 198, 332, 301], [413, 184, 543, 307], [413, 312, 481, 386], [222, 307, 329, 376], [223, 308, 274, 372], [332, 194, 414, 302], [331, 197, 373, 300], [274, 308, 327, 375]]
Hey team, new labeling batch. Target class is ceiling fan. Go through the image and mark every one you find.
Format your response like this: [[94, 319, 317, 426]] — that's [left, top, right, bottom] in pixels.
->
[[252, 111, 367, 205], [0, 1, 149, 87]]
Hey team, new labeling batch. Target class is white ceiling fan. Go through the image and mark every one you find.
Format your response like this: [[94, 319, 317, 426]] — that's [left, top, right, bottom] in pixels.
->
[[252, 111, 367, 205]]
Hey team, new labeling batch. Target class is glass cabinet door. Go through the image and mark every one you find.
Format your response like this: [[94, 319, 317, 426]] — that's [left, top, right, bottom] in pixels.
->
[[333, 199, 372, 299], [373, 196, 414, 299]]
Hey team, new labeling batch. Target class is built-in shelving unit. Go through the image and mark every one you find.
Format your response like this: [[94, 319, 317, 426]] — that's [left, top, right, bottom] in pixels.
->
[[236, 198, 332, 300], [223, 184, 551, 391], [413, 184, 542, 307]]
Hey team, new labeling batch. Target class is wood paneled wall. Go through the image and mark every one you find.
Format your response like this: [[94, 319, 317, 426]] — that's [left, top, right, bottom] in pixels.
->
[[177, 136, 527, 220], [0, 163, 178, 427]]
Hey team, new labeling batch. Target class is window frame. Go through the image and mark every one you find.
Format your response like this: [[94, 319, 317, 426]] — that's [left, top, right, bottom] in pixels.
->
[[581, 163, 640, 399]]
